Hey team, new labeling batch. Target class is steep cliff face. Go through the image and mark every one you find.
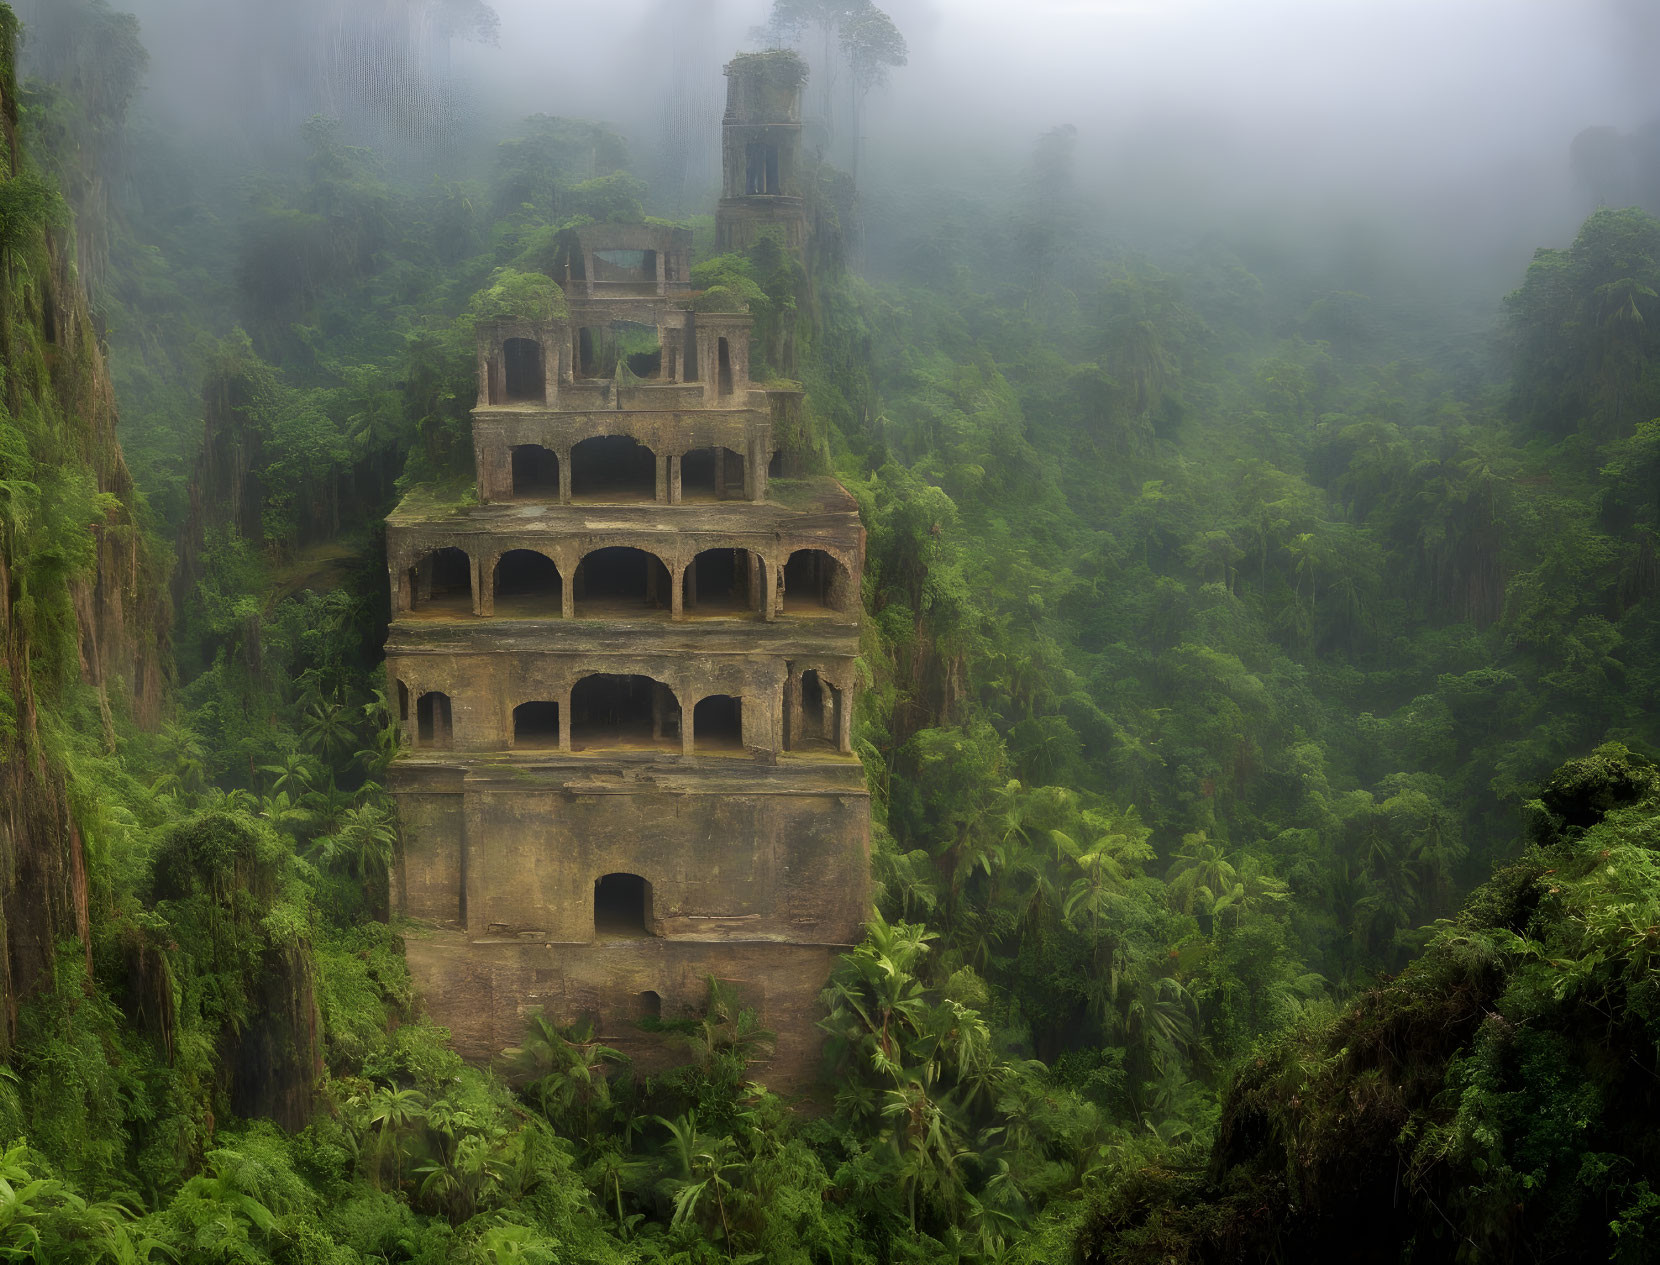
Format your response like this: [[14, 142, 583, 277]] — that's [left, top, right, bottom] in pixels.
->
[[0, 5, 166, 1043]]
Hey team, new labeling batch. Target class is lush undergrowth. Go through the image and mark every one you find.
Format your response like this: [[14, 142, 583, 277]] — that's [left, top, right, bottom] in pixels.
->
[[6, 0, 1660, 1261]]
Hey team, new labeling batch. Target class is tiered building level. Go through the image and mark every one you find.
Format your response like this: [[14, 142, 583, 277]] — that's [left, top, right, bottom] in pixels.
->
[[387, 53, 868, 1084]]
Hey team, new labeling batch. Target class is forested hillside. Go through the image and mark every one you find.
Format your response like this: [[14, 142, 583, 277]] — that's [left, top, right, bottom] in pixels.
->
[[3, 0, 1660, 1260]]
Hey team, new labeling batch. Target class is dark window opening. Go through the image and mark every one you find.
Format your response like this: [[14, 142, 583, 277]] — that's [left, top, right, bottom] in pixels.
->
[[511, 445, 560, 499], [592, 248, 653, 283], [768, 448, 784, 478], [416, 692, 452, 749], [503, 337, 544, 402], [513, 701, 560, 749], [679, 447, 746, 502], [571, 435, 656, 501], [627, 346, 662, 378], [570, 673, 680, 751], [679, 328, 698, 382], [683, 548, 757, 616], [783, 549, 848, 614], [745, 142, 780, 194], [494, 550, 563, 618], [595, 873, 653, 938], [787, 670, 843, 752], [577, 322, 660, 380], [693, 695, 743, 752], [801, 669, 826, 739], [574, 547, 671, 617], [410, 547, 471, 614], [397, 680, 410, 724], [634, 990, 662, 1021], [717, 337, 734, 396]]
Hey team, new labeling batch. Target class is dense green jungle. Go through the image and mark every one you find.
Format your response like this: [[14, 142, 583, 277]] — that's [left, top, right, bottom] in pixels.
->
[[4, 0, 1660, 1260]]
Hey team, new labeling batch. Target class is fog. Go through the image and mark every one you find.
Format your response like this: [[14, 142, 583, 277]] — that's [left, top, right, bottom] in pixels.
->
[[23, 0, 1660, 301]]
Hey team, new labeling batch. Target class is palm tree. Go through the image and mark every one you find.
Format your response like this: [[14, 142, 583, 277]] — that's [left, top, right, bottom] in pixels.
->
[[1165, 831, 1239, 919], [358, 1086, 427, 1191]]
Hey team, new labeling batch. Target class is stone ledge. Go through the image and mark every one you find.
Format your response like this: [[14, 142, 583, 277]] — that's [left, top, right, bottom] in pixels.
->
[[386, 616, 858, 654]]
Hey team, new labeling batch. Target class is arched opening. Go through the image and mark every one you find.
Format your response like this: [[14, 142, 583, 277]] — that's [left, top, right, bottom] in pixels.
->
[[574, 547, 671, 618], [693, 695, 743, 753], [570, 673, 680, 751], [783, 549, 851, 616], [633, 990, 662, 1021], [717, 337, 733, 396], [510, 445, 560, 499], [571, 435, 656, 501], [594, 873, 653, 938], [493, 550, 563, 618], [679, 447, 747, 502], [407, 547, 471, 616], [512, 701, 560, 749], [502, 337, 544, 402], [415, 692, 452, 749], [682, 548, 760, 617], [785, 670, 845, 753]]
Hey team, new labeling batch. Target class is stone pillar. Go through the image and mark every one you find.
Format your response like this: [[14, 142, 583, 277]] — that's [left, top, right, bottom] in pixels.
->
[[562, 565, 576, 620], [559, 686, 572, 753], [470, 554, 483, 616], [655, 249, 667, 295], [671, 564, 685, 620], [681, 690, 695, 756], [394, 565, 410, 615], [463, 791, 486, 936], [480, 554, 496, 617], [669, 454, 682, 505], [583, 252, 596, 298], [558, 449, 573, 504], [476, 343, 490, 407], [785, 670, 803, 753], [655, 453, 669, 503], [772, 679, 786, 758], [748, 554, 763, 613], [837, 684, 853, 754], [685, 559, 698, 610], [714, 449, 727, 500], [749, 435, 767, 502]]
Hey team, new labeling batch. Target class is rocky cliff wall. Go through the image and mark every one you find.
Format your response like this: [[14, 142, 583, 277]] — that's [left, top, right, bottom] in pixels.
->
[[0, 5, 167, 1043]]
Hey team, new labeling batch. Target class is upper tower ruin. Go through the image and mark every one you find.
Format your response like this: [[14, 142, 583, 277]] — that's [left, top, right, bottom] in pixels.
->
[[715, 51, 809, 255]]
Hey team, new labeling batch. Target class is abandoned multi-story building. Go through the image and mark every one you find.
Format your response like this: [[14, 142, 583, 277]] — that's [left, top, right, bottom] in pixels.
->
[[386, 51, 868, 1084]]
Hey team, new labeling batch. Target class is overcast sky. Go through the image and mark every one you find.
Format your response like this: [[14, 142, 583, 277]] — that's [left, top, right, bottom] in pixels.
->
[[77, 0, 1660, 287], [448, 0, 1653, 255]]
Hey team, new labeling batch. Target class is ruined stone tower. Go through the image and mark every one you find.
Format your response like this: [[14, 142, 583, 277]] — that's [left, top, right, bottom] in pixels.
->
[[715, 51, 809, 255], [385, 53, 867, 1085]]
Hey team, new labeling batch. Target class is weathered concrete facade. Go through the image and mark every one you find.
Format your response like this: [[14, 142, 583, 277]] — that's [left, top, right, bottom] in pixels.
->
[[387, 53, 865, 1086]]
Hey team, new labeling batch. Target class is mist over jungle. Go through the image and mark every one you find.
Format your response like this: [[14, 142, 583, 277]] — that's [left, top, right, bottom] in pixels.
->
[[0, 0, 1659, 1260]]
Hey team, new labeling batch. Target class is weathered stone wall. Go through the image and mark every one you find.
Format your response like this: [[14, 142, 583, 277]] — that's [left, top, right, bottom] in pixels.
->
[[392, 756, 869, 1087], [405, 930, 842, 1086]]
